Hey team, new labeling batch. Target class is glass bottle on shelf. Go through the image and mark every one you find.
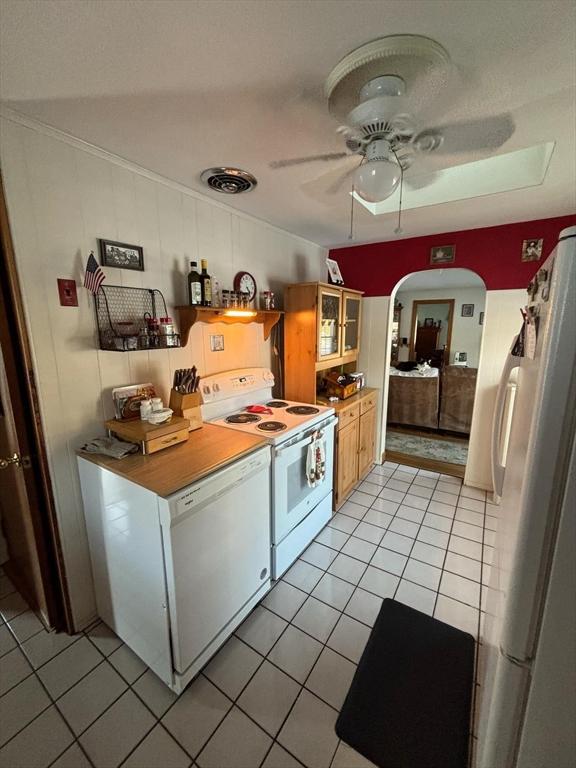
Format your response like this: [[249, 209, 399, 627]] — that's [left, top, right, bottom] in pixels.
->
[[200, 259, 212, 306], [187, 261, 202, 306]]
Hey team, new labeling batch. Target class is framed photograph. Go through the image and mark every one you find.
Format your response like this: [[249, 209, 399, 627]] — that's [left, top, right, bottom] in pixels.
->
[[479, 311, 484, 325], [462, 304, 475, 317], [521, 238, 543, 262], [424, 317, 435, 327], [99, 239, 144, 271], [430, 245, 455, 265], [326, 257, 344, 285]]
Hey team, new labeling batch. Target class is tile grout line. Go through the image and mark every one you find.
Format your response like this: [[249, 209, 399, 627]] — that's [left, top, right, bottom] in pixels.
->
[[0, 464, 483, 768]]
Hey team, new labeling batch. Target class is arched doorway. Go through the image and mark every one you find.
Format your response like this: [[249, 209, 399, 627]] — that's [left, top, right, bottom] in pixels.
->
[[382, 268, 487, 477]]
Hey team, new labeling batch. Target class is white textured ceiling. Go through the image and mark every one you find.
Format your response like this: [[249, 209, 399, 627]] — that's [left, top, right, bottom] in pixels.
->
[[1, 0, 575, 247]]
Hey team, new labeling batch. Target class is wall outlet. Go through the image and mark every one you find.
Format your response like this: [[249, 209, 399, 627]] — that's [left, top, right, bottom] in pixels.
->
[[57, 278, 78, 307]]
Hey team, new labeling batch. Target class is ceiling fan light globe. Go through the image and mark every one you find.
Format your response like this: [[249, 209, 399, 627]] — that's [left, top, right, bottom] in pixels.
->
[[353, 159, 401, 203]]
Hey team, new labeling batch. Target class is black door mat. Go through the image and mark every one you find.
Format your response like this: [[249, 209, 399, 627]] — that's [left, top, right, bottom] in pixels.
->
[[335, 599, 475, 768]]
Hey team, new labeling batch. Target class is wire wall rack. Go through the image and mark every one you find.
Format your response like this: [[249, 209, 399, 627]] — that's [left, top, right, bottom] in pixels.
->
[[95, 284, 181, 351]]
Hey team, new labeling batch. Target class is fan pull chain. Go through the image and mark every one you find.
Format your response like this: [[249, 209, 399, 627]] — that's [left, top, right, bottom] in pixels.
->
[[348, 183, 355, 240], [393, 149, 404, 235]]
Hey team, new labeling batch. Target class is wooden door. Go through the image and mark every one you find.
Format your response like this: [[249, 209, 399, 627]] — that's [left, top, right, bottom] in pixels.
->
[[0, 346, 49, 618], [317, 286, 342, 362], [0, 175, 70, 630], [335, 420, 359, 507], [341, 292, 362, 361], [358, 408, 376, 479]]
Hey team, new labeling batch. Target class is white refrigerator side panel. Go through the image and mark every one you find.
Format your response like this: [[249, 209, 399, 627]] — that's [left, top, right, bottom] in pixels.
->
[[77, 458, 173, 686], [515, 437, 576, 768], [477, 655, 530, 768], [500, 243, 576, 659]]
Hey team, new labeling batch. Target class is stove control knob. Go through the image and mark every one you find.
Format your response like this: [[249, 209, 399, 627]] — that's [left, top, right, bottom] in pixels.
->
[[213, 383, 220, 392]]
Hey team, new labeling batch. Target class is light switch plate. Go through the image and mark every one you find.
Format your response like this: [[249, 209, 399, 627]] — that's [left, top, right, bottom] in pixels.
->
[[210, 334, 224, 352], [57, 278, 78, 307]]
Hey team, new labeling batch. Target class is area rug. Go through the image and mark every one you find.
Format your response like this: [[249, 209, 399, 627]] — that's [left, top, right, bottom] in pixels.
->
[[336, 599, 475, 768], [385, 430, 468, 465]]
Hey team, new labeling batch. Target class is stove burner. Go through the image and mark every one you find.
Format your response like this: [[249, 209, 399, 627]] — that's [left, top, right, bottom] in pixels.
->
[[257, 421, 287, 432], [286, 405, 320, 416], [226, 413, 261, 424], [266, 401, 289, 408]]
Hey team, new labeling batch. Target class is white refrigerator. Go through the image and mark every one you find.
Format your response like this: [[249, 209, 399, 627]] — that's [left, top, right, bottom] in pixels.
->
[[477, 225, 576, 768]]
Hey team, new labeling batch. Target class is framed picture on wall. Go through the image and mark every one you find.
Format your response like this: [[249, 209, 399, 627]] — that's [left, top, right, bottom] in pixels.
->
[[430, 245, 455, 265], [99, 239, 145, 271], [521, 238, 543, 262], [424, 317, 435, 327], [479, 311, 484, 325], [461, 304, 475, 317]]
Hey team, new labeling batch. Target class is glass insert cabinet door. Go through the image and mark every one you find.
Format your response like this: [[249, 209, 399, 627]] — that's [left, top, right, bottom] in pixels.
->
[[342, 292, 361, 357], [317, 287, 342, 360]]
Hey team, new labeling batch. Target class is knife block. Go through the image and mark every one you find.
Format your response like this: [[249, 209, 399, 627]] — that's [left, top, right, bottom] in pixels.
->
[[169, 390, 203, 432]]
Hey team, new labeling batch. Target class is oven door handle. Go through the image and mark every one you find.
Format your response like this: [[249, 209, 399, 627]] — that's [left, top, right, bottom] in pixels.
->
[[274, 416, 337, 457]]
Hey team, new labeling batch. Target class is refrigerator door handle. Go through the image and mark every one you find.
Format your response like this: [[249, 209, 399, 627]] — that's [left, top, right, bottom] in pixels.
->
[[491, 340, 522, 498]]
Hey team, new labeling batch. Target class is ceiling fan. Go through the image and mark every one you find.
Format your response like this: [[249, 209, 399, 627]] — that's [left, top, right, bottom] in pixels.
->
[[270, 35, 515, 204]]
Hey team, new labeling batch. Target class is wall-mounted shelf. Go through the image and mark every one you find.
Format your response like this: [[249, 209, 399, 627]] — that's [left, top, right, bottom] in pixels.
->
[[175, 306, 282, 346]]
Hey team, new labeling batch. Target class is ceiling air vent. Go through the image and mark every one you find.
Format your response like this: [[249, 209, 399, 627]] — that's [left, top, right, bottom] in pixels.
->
[[200, 167, 257, 194]]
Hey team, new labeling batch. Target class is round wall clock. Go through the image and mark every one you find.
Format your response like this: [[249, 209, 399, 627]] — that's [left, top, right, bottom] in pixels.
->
[[233, 271, 257, 301]]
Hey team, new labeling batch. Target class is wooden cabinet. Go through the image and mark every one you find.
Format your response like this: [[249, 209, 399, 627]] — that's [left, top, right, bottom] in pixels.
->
[[358, 408, 377, 478], [333, 389, 378, 509], [336, 419, 359, 504], [285, 282, 363, 403], [341, 291, 362, 361], [317, 285, 343, 362]]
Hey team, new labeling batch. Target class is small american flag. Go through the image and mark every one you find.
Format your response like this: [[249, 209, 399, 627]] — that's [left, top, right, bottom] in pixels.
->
[[84, 251, 105, 294]]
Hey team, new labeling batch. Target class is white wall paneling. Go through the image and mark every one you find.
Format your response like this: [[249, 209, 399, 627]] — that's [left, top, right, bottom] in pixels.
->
[[0, 116, 326, 629]]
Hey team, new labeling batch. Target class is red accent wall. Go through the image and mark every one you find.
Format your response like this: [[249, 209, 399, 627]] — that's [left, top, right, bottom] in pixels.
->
[[329, 215, 575, 295]]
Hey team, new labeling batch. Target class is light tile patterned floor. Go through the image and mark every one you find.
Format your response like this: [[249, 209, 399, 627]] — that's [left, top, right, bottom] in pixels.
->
[[0, 461, 497, 768]]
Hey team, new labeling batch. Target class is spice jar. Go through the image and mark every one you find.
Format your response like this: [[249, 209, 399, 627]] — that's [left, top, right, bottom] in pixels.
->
[[140, 399, 152, 420], [221, 290, 230, 308], [159, 317, 177, 347], [146, 317, 160, 347]]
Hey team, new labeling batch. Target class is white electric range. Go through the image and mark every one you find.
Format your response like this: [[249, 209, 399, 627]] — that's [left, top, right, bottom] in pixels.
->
[[201, 368, 336, 578]]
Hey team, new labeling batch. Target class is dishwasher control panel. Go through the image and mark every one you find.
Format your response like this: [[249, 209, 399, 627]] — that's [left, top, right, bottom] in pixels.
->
[[172, 447, 271, 518]]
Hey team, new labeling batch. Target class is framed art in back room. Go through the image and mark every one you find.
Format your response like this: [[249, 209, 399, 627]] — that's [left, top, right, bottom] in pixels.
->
[[99, 239, 144, 271]]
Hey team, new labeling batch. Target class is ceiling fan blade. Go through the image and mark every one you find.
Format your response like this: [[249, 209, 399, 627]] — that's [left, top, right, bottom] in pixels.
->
[[415, 113, 515, 155], [404, 171, 441, 191], [269, 152, 349, 169], [325, 163, 360, 194], [301, 156, 360, 203]]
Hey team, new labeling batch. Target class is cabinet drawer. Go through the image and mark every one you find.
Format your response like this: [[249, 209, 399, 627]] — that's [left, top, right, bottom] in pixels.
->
[[146, 428, 189, 454], [360, 393, 377, 415], [337, 402, 360, 430]]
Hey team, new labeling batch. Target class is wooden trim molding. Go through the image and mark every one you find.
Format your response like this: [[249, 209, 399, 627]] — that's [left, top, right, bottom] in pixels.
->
[[0, 172, 73, 631]]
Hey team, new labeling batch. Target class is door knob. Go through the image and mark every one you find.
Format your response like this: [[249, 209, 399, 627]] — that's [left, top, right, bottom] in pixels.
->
[[0, 453, 22, 470]]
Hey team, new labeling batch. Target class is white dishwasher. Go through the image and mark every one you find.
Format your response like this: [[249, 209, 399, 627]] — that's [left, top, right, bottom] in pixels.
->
[[78, 444, 271, 694], [159, 446, 271, 684]]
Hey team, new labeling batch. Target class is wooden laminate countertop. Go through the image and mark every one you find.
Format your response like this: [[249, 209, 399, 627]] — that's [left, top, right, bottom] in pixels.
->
[[77, 423, 268, 498], [316, 386, 379, 413]]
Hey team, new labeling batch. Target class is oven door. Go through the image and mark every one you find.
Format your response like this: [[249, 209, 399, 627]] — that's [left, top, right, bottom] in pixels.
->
[[273, 416, 337, 544]]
